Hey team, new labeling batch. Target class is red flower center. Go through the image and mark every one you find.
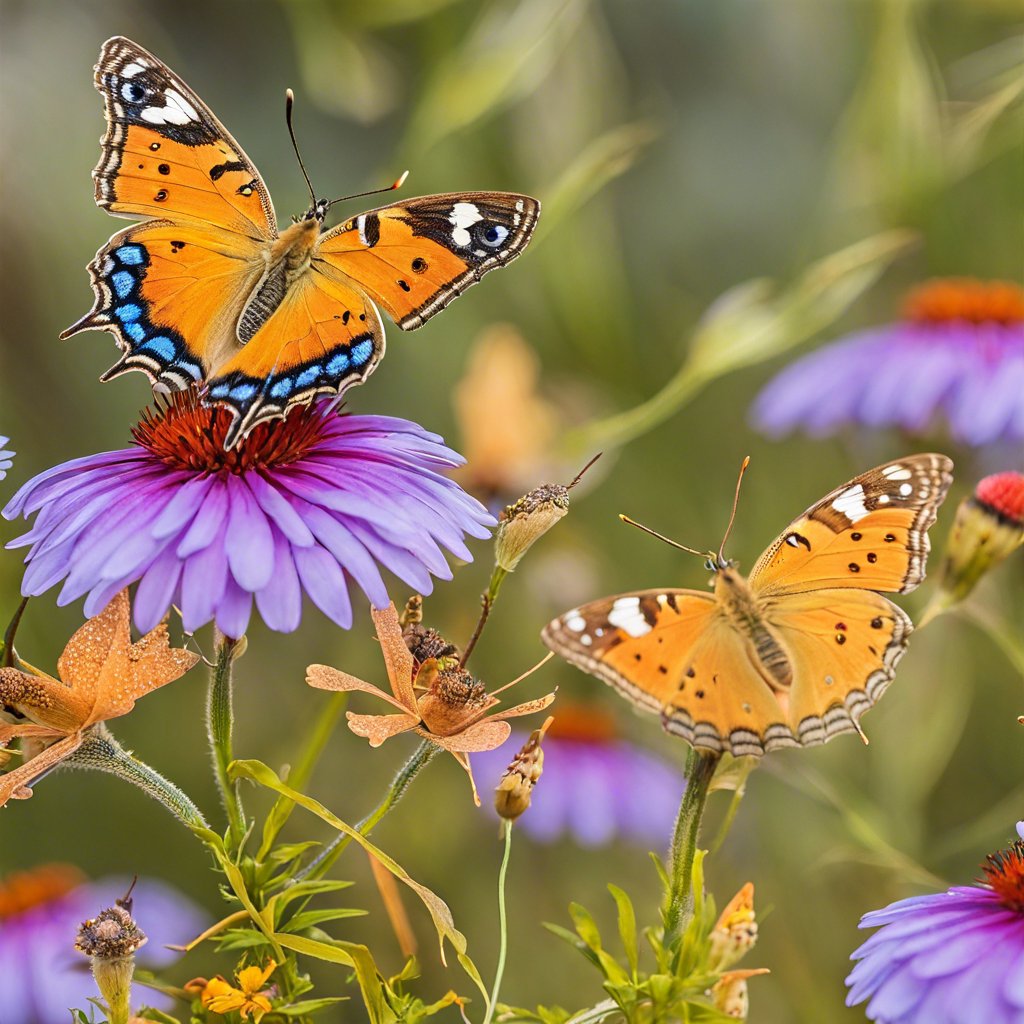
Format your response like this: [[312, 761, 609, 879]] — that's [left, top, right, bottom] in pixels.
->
[[0, 863, 84, 920], [132, 393, 326, 474], [903, 279, 1024, 327], [974, 472, 1024, 526], [982, 841, 1024, 912]]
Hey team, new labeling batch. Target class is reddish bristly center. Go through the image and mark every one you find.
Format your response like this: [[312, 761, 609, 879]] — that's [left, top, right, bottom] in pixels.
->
[[975, 472, 1024, 526], [982, 841, 1024, 912], [132, 393, 326, 473], [903, 278, 1024, 327], [546, 703, 618, 744], [0, 863, 84, 920]]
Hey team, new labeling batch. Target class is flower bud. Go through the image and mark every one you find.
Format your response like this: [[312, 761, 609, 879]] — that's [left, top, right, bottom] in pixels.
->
[[710, 969, 768, 1020], [494, 716, 553, 820], [75, 888, 147, 1024], [494, 484, 570, 572], [708, 882, 758, 970], [926, 472, 1024, 621]]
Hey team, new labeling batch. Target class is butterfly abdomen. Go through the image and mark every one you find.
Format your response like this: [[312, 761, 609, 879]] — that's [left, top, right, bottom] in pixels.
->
[[714, 569, 793, 690]]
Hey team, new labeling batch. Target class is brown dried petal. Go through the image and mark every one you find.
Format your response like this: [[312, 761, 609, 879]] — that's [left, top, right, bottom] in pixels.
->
[[347, 711, 419, 747]]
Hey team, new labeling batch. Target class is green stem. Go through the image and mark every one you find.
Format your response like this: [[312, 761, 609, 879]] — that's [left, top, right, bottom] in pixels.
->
[[65, 725, 208, 830], [483, 823, 513, 1024], [296, 738, 439, 883], [663, 748, 718, 948], [709, 784, 746, 857], [1, 596, 29, 667], [207, 632, 245, 848], [461, 565, 509, 669]]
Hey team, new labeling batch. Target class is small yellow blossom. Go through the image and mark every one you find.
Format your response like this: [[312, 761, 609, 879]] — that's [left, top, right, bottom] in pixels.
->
[[189, 960, 277, 1022]]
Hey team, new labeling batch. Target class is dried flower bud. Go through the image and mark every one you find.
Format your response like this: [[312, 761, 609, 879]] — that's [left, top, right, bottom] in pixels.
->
[[495, 716, 553, 820], [416, 667, 489, 736], [404, 624, 459, 666], [926, 472, 1024, 622], [495, 484, 569, 572], [708, 883, 758, 970], [76, 888, 147, 1024]]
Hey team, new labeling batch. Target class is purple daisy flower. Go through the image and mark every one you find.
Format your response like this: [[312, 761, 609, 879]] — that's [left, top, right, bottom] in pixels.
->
[[752, 278, 1024, 447], [3, 396, 493, 637], [474, 703, 684, 846], [846, 823, 1024, 1024], [0, 435, 15, 481], [0, 863, 206, 1024]]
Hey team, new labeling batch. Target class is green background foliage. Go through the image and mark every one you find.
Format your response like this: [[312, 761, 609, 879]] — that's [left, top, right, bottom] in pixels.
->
[[1, 0, 1021, 1019]]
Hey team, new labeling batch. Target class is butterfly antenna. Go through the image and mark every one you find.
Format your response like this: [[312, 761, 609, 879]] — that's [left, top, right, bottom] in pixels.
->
[[566, 451, 603, 490], [285, 89, 316, 207], [717, 455, 751, 566], [327, 170, 409, 209], [618, 515, 710, 560]]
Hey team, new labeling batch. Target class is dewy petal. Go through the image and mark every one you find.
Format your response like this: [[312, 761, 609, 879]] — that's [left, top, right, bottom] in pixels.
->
[[306, 664, 409, 710], [427, 719, 512, 753], [370, 603, 416, 709], [347, 710, 420, 746]]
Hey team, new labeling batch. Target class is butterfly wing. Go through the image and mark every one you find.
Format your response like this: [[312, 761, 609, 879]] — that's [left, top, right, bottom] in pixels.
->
[[542, 591, 799, 757], [91, 36, 276, 239], [764, 589, 912, 745], [206, 269, 385, 447], [748, 454, 953, 596], [61, 221, 264, 390], [315, 192, 540, 330]]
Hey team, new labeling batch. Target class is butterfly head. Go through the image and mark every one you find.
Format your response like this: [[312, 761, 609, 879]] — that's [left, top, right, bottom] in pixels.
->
[[297, 199, 331, 224]]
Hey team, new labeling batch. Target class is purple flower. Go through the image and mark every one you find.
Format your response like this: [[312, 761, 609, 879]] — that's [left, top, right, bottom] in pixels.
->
[[3, 396, 494, 637], [473, 704, 684, 846], [752, 278, 1024, 447], [0, 864, 206, 1024], [0, 435, 14, 481], [846, 824, 1024, 1024]]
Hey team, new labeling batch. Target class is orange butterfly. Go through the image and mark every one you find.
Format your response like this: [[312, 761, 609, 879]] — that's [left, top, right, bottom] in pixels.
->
[[542, 454, 953, 757], [62, 37, 540, 447]]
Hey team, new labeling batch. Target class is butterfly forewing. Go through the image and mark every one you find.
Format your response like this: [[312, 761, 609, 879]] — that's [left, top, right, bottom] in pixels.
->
[[316, 193, 540, 330], [92, 37, 276, 238], [748, 454, 953, 596]]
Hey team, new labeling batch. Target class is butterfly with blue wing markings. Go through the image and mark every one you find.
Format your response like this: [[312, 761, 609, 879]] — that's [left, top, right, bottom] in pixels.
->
[[542, 454, 954, 757], [62, 36, 540, 448]]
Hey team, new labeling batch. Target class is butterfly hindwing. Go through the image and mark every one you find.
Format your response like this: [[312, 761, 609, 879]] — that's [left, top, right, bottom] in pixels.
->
[[316, 193, 540, 330], [92, 36, 276, 238], [748, 454, 953, 596]]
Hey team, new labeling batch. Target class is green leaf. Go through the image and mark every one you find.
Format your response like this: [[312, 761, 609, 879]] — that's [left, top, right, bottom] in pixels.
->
[[564, 999, 624, 1024], [274, 933, 385, 1024], [607, 885, 638, 978], [542, 922, 601, 968], [281, 907, 367, 932], [276, 996, 348, 1016], [230, 758, 487, 1001], [568, 902, 604, 953]]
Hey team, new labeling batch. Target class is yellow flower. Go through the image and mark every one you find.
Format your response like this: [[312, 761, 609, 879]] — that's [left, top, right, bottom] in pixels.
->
[[191, 960, 277, 1021], [708, 882, 758, 970], [307, 603, 555, 803]]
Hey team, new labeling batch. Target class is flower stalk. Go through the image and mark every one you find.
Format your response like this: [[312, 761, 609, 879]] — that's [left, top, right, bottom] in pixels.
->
[[663, 748, 719, 948], [208, 632, 246, 848], [483, 823, 514, 1024], [65, 725, 208, 829]]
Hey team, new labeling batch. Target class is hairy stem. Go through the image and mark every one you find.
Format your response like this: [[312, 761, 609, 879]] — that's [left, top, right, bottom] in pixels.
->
[[207, 632, 245, 848], [296, 738, 439, 882], [66, 725, 208, 830], [483, 823, 514, 1024], [663, 748, 718, 948]]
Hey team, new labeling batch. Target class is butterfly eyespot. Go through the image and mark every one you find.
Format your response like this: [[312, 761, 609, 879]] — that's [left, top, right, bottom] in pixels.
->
[[120, 81, 146, 103], [686, 667, 696, 678], [870, 617, 884, 629], [848, 562, 860, 573], [397, 279, 411, 292], [477, 222, 509, 248], [851, 532, 862, 541], [867, 552, 877, 563], [824, 676, 834, 686], [154, 189, 168, 202], [884, 533, 896, 542], [157, 164, 171, 175], [835, 634, 846, 645], [411, 257, 428, 273], [149, 142, 160, 151]]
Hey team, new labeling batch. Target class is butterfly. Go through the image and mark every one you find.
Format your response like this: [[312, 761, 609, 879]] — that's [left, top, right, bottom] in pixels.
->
[[61, 37, 540, 448], [542, 454, 954, 757]]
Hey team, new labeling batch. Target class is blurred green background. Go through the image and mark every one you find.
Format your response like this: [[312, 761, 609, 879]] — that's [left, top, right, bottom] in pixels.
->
[[1, 0, 1022, 1020]]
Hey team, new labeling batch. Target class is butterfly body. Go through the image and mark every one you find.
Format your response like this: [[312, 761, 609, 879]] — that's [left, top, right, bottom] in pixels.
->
[[64, 37, 540, 447], [543, 454, 953, 757]]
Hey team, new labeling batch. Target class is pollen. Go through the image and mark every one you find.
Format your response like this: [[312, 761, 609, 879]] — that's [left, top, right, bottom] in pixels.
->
[[982, 840, 1024, 912], [903, 278, 1024, 327], [132, 392, 326, 474], [0, 864, 85, 920]]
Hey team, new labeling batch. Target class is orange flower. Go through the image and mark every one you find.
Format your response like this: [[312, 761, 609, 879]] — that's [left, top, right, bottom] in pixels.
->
[[709, 882, 758, 970], [0, 590, 199, 805], [187, 960, 277, 1021], [307, 603, 555, 803]]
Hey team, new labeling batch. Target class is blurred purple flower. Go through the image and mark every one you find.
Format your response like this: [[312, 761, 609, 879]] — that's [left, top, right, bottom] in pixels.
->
[[846, 823, 1024, 1024], [752, 278, 1024, 446], [3, 396, 493, 637], [0, 864, 206, 1024], [474, 704, 684, 846], [0, 435, 15, 481]]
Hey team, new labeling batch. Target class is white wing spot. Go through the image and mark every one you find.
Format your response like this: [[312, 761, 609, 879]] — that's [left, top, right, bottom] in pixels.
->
[[449, 202, 482, 248], [565, 611, 586, 633], [121, 61, 147, 78], [899, 483, 913, 497], [608, 596, 652, 638], [580, 634, 592, 646], [878, 494, 890, 504], [832, 484, 870, 523], [882, 465, 912, 481]]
